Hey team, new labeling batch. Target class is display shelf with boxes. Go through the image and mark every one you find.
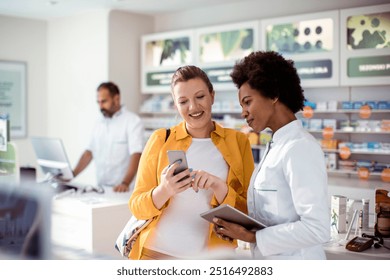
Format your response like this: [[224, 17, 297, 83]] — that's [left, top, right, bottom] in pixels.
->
[[298, 96, 390, 182]]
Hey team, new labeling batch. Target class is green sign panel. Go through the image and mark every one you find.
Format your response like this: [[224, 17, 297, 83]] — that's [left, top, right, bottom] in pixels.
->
[[146, 71, 175, 86], [204, 66, 233, 84], [348, 55, 390, 77], [295, 59, 332, 79]]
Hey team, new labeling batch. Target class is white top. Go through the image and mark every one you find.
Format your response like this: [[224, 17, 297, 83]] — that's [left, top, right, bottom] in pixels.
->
[[145, 138, 228, 258], [248, 120, 330, 259], [87, 106, 144, 187]]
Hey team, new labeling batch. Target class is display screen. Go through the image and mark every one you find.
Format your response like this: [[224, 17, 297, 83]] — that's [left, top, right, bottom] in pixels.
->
[[266, 18, 334, 54], [347, 11, 390, 50], [145, 37, 191, 67], [199, 28, 254, 63]]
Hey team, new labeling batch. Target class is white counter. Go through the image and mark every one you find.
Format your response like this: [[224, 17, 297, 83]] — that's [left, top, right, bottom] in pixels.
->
[[324, 232, 390, 260], [51, 187, 131, 259]]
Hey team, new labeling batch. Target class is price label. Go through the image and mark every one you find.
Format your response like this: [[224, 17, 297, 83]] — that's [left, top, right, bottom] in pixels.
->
[[358, 167, 370, 180], [322, 127, 334, 140], [381, 168, 390, 183], [359, 105, 372, 119], [302, 106, 314, 119], [339, 146, 351, 160]]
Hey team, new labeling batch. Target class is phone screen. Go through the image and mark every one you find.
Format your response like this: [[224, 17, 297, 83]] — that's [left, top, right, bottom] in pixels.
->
[[167, 150, 189, 175]]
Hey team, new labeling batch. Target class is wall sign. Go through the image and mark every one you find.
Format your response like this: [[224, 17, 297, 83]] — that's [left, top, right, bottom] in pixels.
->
[[295, 59, 332, 79], [0, 61, 27, 138], [141, 30, 195, 93], [261, 11, 339, 88], [195, 21, 259, 91], [340, 4, 390, 86]]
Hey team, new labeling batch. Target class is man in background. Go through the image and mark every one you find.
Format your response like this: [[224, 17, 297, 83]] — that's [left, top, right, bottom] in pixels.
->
[[73, 82, 144, 192]]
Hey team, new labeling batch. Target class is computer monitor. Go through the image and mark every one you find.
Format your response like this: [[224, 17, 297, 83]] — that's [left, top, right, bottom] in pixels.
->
[[30, 137, 74, 182], [0, 184, 53, 259]]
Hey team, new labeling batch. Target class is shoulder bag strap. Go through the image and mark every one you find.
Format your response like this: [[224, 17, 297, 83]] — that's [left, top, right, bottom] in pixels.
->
[[165, 128, 171, 143]]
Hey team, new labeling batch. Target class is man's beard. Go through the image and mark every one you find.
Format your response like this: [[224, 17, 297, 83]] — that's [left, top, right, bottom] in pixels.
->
[[101, 109, 112, 118]]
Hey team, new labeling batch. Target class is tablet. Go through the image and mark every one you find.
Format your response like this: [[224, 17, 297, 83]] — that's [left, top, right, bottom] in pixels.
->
[[200, 204, 267, 231]]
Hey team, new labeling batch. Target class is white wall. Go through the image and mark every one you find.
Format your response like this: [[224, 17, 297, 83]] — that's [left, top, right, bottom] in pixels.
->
[[108, 10, 154, 113], [0, 15, 47, 167], [47, 10, 110, 184], [154, 0, 390, 31]]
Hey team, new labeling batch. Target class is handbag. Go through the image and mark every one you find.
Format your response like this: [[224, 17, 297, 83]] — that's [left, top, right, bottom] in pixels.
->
[[115, 216, 153, 257], [114, 128, 171, 257]]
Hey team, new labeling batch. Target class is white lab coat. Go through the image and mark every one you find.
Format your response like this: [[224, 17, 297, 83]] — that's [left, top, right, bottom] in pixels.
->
[[248, 120, 330, 259]]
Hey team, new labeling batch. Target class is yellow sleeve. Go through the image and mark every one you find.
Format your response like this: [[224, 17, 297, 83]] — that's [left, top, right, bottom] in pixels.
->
[[212, 132, 254, 214], [128, 129, 166, 220]]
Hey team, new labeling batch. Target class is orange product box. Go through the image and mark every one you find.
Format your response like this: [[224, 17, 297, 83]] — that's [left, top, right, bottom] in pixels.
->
[[320, 139, 339, 149]]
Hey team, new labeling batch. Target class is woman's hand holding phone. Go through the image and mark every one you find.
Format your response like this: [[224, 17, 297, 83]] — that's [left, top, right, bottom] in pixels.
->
[[163, 150, 227, 202], [152, 162, 194, 209], [160, 161, 193, 196]]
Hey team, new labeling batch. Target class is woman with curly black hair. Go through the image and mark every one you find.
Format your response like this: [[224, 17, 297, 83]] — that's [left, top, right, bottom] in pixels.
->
[[213, 51, 330, 259]]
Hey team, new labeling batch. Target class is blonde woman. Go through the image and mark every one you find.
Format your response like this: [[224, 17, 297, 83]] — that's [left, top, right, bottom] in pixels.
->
[[129, 65, 254, 260]]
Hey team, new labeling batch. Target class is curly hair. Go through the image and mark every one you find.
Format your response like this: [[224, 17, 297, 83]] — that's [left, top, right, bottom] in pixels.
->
[[171, 65, 213, 93], [230, 51, 305, 113]]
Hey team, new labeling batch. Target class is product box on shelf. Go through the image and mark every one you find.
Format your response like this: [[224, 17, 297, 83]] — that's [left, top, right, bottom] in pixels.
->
[[365, 101, 378, 110], [338, 160, 356, 171], [327, 100, 338, 111], [377, 101, 390, 110], [381, 120, 390, 132], [321, 139, 339, 150], [309, 119, 322, 130], [375, 189, 390, 238], [341, 101, 353, 110], [324, 152, 337, 170], [316, 101, 327, 111], [323, 119, 337, 130], [331, 195, 347, 233], [353, 101, 363, 110]]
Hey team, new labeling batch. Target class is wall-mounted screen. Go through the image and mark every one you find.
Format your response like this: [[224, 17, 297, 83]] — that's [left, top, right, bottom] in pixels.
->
[[266, 18, 334, 54], [141, 30, 195, 94], [199, 28, 254, 63], [261, 11, 339, 88], [144, 37, 191, 67], [196, 21, 259, 91], [347, 11, 390, 50], [340, 4, 390, 86]]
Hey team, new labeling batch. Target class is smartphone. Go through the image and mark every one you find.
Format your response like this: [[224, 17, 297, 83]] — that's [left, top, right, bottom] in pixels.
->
[[167, 150, 189, 175]]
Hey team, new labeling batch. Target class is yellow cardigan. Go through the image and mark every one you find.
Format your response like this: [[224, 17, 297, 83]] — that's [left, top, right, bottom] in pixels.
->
[[128, 121, 254, 260]]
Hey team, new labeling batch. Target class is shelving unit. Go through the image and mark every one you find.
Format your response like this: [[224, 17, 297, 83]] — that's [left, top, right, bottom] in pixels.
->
[[298, 100, 390, 182], [328, 169, 384, 177]]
